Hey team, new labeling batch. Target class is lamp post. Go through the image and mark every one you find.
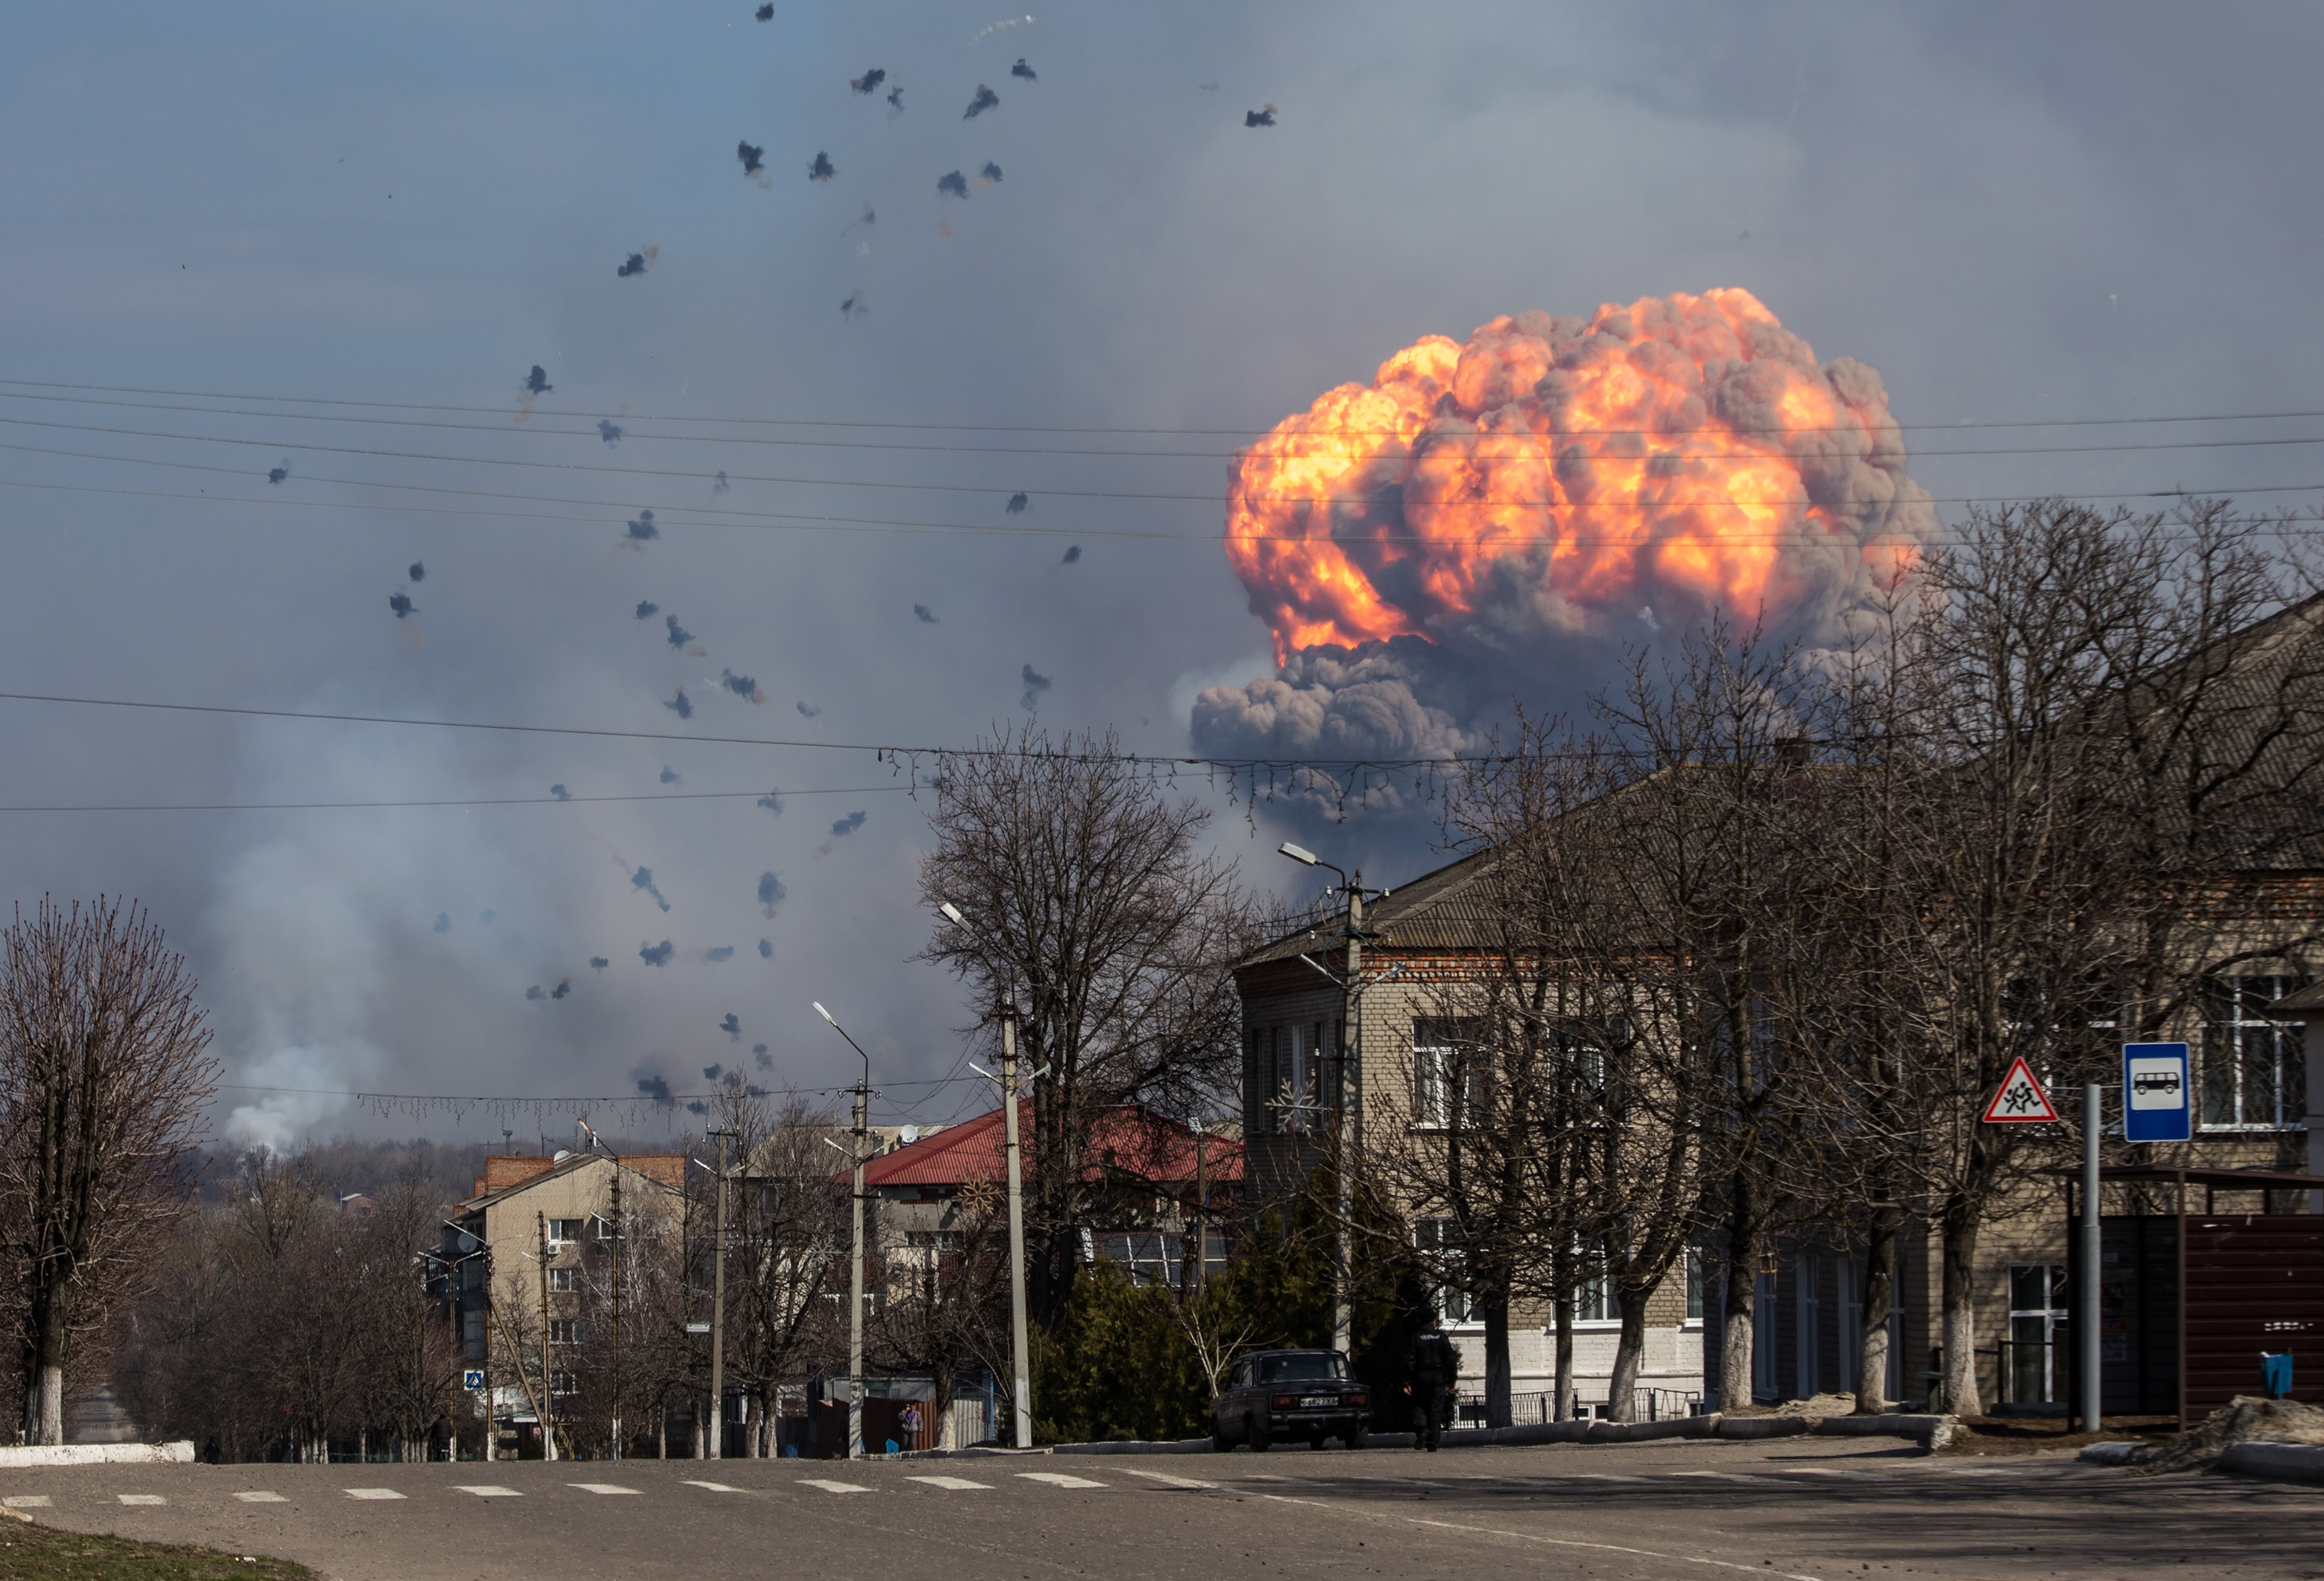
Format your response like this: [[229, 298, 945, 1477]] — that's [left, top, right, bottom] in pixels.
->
[[1278, 842, 1378, 1363], [939, 901, 1035, 1449], [814, 1002, 874, 1460], [705, 1126, 736, 1460]]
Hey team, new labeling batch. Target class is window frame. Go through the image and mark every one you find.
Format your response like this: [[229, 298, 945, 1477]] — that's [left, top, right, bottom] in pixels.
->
[[2200, 972, 2308, 1132]]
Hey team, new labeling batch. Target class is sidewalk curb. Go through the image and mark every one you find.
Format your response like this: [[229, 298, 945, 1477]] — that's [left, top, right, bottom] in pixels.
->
[[0, 1442, 192, 1468], [2216, 1441, 2324, 1484]]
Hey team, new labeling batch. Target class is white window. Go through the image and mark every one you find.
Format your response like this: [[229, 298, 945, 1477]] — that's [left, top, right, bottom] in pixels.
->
[[2202, 974, 2307, 1130], [548, 1319, 578, 1345], [1411, 1019, 1483, 1130], [1684, 1250, 1704, 1325], [547, 1218, 584, 1246], [547, 1267, 574, 1292], [2006, 1265, 2068, 1406], [1415, 1218, 1473, 1323], [1577, 1271, 1619, 1326], [1284, 1024, 1314, 1133], [551, 1370, 577, 1395]]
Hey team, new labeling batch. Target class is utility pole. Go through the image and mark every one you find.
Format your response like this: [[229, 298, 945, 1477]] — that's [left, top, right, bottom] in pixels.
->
[[609, 1160, 624, 1459], [536, 1211, 557, 1461], [848, 1076, 869, 1460], [2081, 1084, 2102, 1434], [1333, 874, 1362, 1360], [709, 1127, 733, 1461], [1000, 1003, 1032, 1448]]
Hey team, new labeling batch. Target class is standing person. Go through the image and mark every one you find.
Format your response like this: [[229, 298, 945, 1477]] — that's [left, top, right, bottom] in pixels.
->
[[900, 1400, 923, 1450], [1404, 1310, 1458, 1452]]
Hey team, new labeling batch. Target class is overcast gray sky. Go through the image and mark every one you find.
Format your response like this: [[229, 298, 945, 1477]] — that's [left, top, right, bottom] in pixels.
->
[[3, 1, 2319, 1147]]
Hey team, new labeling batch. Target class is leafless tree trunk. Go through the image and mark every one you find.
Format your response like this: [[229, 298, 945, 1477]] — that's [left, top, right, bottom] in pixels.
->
[[0, 899, 214, 1444]]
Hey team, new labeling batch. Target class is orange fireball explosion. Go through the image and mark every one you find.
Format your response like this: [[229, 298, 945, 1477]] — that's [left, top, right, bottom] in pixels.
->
[[1224, 289, 1932, 665]]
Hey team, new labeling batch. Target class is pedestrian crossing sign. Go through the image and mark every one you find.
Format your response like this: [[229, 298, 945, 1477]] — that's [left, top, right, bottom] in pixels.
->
[[1981, 1057, 2060, 1123], [463, 1369, 486, 1391]]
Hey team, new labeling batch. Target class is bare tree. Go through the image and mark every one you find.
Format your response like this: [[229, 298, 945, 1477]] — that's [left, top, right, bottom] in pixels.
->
[[0, 898, 215, 1444], [918, 724, 1261, 1327]]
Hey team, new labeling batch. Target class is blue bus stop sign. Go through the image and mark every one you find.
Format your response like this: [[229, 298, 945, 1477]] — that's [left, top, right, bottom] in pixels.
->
[[2123, 1043, 2192, 1143]]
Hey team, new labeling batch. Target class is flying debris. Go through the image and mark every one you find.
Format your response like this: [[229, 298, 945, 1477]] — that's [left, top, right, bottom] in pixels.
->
[[758, 872, 786, 913], [913, 604, 938, 624], [388, 592, 416, 619], [433, 913, 451, 934], [937, 171, 969, 199], [850, 67, 886, 94], [633, 866, 671, 912], [756, 791, 783, 814], [590, 956, 609, 970], [664, 689, 694, 719], [830, 811, 866, 837], [720, 670, 764, 702], [737, 140, 766, 178], [626, 510, 659, 543], [703, 1063, 723, 1082], [616, 246, 658, 278], [1005, 492, 1029, 513], [808, 151, 836, 182], [719, 1013, 742, 1041], [637, 1072, 673, 1103], [707, 946, 735, 963], [713, 471, 729, 494], [524, 365, 553, 395], [758, 941, 772, 960], [1245, 104, 1277, 127], [755, 3, 772, 17], [552, 977, 572, 999], [1060, 544, 1081, 564], [663, 614, 695, 650], [635, 600, 660, 620], [550, 784, 570, 801], [978, 161, 1003, 185], [754, 1044, 771, 1066], [796, 701, 820, 718], [267, 466, 288, 485], [526, 985, 545, 1001], [408, 562, 425, 582], [840, 290, 868, 320], [1021, 663, 1051, 709], [1012, 57, 1036, 81], [639, 940, 675, 967], [886, 84, 904, 114], [964, 84, 999, 119], [659, 766, 681, 785], [597, 420, 624, 445]]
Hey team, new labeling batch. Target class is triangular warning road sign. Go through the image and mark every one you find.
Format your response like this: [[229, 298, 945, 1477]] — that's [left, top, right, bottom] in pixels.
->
[[1981, 1057, 2060, 1123]]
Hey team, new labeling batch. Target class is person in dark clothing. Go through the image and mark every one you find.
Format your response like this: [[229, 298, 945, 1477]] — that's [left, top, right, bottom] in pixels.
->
[[1405, 1311, 1459, 1451]]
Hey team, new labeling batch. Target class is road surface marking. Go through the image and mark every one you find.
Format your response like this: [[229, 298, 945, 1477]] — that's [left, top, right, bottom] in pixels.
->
[[1016, 1471, 1107, 1489], [1670, 1470, 1760, 1481], [1568, 1473, 1647, 1483], [343, 1489, 404, 1500], [455, 1485, 521, 1498], [1783, 1466, 1880, 1479], [680, 1480, 742, 1493], [118, 1495, 166, 1506], [232, 1492, 286, 1504], [2, 1497, 49, 1509], [567, 1483, 640, 1495], [908, 1475, 993, 1491], [1123, 1469, 1215, 1490], [797, 1479, 872, 1494]]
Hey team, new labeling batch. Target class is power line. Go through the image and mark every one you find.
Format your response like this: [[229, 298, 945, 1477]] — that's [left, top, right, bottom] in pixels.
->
[[0, 784, 909, 814], [10, 373, 2324, 438]]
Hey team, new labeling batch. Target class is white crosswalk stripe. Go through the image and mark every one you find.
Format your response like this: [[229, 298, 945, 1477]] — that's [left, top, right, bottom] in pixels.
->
[[232, 1492, 286, 1503], [1123, 1469, 1216, 1490], [344, 1488, 404, 1500], [567, 1483, 640, 1495], [455, 1485, 521, 1498], [118, 1494, 166, 1506], [681, 1480, 743, 1493], [2, 1497, 49, 1508], [909, 1475, 993, 1490], [798, 1478, 872, 1494], [1017, 1471, 1107, 1489]]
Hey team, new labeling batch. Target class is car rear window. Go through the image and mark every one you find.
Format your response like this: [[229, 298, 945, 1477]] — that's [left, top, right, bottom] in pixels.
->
[[1258, 1353, 1345, 1383]]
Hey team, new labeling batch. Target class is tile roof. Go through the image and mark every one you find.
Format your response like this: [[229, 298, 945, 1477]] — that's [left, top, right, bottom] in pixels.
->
[[860, 1103, 1242, 1189]]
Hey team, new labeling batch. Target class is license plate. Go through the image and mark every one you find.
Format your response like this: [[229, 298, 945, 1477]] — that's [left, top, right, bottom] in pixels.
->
[[1300, 1395, 1333, 1408]]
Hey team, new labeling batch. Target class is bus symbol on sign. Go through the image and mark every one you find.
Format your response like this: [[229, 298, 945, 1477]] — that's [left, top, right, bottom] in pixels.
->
[[2128, 1060, 2183, 1106]]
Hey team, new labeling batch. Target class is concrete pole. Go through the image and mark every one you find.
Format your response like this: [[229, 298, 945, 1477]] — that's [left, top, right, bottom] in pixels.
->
[[710, 1129, 730, 1461], [1332, 877, 1362, 1359], [2081, 1083, 2102, 1434], [849, 1084, 868, 1459], [537, 1212, 557, 1461], [1001, 1008, 1034, 1447]]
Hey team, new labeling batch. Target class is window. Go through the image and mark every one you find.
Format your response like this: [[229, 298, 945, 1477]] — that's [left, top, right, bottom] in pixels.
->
[[547, 1218, 584, 1246], [548, 1319, 578, 1345], [551, 1371, 577, 1395], [547, 1267, 574, 1292], [1577, 1272, 1619, 1325], [2202, 974, 2307, 1130], [593, 1213, 622, 1240], [1414, 1218, 1473, 1323], [1411, 1019, 1484, 1130], [1684, 1251, 1704, 1324], [2006, 1265, 2069, 1406], [1257, 1352, 1346, 1383]]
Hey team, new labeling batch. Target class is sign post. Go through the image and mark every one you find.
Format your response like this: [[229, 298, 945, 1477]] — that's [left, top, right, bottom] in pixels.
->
[[2123, 1043, 2192, 1143]]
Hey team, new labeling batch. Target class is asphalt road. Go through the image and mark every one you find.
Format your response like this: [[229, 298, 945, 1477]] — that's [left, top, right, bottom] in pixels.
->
[[1, 1438, 2315, 1581]]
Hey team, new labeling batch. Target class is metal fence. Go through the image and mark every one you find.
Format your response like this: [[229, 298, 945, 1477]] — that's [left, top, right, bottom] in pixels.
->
[[1456, 1386, 1706, 1426]]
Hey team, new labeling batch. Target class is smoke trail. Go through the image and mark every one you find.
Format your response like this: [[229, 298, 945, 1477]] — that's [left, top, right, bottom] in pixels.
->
[[1020, 664, 1051, 709]]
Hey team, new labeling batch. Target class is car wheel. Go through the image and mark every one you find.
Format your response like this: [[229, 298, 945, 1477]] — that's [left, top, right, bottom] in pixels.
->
[[1212, 1420, 1233, 1453], [1346, 1426, 1368, 1450], [1309, 1434, 1326, 1451], [1246, 1414, 1269, 1453]]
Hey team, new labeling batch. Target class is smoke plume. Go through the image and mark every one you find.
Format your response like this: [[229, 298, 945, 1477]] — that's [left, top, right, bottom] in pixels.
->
[[964, 85, 999, 119]]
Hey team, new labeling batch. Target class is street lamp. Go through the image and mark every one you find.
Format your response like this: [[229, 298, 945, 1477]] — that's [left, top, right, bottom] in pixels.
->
[[813, 1001, 874, 1461], [936, 901, 1035, 1451], [1277, 841, 1378, 1363]]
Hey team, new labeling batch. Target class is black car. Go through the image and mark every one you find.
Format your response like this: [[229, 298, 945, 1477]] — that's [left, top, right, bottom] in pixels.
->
[[1211, 1348, 1369, 1451]]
